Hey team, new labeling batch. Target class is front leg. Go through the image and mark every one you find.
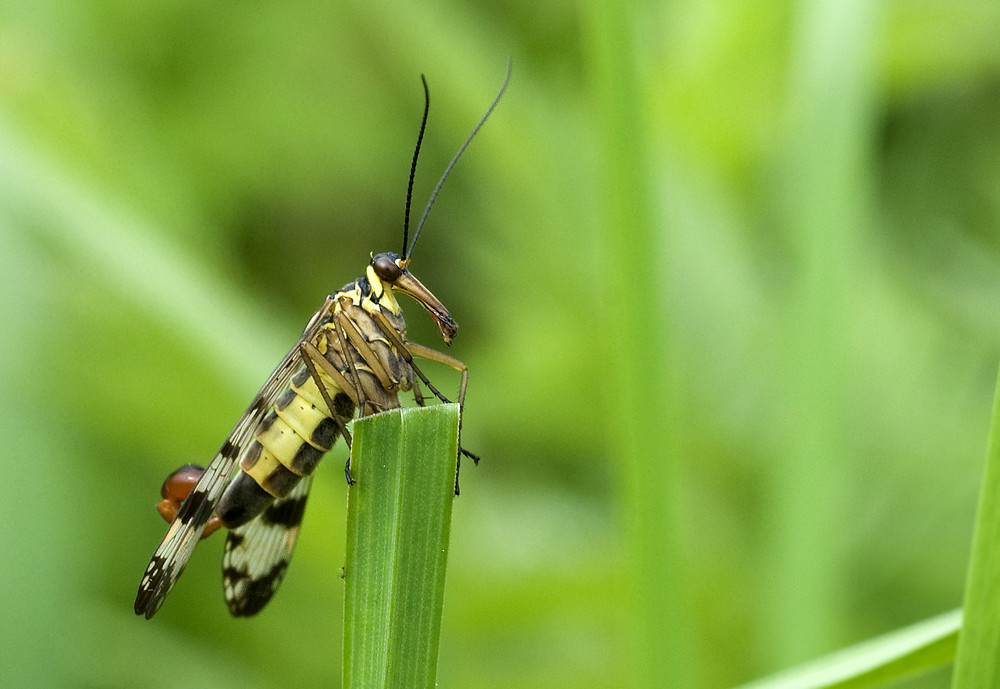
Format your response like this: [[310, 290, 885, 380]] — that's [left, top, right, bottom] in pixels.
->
[[370, 310, 467, 408], [299, 342, 356, 484], [370, 311, 479, 493]]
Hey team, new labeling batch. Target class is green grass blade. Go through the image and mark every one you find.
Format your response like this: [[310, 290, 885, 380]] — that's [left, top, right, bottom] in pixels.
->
[[952, 365, 1000, 687], [732, 610, 959, 689], [343, 404, 460, 689]]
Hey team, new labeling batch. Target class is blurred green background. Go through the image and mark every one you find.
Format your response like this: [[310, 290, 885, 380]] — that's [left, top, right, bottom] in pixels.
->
[[2, 1, 1000, 687]]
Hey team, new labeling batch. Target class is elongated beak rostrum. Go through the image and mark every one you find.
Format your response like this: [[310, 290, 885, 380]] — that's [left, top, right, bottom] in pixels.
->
[[370, 253, 458, 343]]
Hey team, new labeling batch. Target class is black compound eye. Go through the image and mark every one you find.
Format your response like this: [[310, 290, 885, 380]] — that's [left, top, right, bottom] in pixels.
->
[[372, 254, 401, 281]]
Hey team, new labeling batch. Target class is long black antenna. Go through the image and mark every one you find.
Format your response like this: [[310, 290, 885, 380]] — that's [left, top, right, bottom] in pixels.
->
[[404, 59, 512, 259], [401, 75, 431, 256]]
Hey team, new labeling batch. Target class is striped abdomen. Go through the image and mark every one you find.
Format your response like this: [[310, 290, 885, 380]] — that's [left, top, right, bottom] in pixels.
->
[[216, 364, 355, 528], [215, 299, 414, 529]]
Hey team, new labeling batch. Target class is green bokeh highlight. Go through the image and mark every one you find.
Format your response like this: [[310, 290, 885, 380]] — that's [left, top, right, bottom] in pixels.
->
[[2, 1, 1000, 687]]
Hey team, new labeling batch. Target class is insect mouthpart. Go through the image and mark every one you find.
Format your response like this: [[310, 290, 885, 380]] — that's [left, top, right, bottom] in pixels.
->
[[368, 252, 457, 343], [391, 269, 459, 343]]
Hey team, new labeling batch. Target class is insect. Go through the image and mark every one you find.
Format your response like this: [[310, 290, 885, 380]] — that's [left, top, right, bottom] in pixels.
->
[[134, 65, 509, 619]]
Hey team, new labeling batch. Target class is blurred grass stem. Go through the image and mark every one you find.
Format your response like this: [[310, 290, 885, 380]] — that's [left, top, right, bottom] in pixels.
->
[[765, 0, 881, 666], [584, 2, 692, 686]]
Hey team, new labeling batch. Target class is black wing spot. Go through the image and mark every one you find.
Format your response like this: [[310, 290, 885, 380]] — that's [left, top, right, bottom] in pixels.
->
[[248, 395, 269, 417], [264, 496, 308, 528], [220, 439, 239, 459], [135, 556, 174, 618], [216, 473, 273, 529], [224, 561, 289, 617]]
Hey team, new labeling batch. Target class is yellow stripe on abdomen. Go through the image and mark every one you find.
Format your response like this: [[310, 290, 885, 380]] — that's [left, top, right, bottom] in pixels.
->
[[220, 359, 357, 528]]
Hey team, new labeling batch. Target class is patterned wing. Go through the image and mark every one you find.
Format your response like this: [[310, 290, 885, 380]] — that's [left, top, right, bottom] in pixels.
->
[[134, 299, 335, 619], [223, 475, 312, 616]]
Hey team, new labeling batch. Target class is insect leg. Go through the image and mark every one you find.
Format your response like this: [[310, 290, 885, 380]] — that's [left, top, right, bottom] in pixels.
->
[[312, 330, 362, 408], [335, 309, 398, 393], [370, 312, 478, 493], [400, 342, 467, 407], [331, 306, 373, 416], [299, 342, 354, 445], [402, 341, 480, 474], [411, 376, 426, 406], [299, 341, 356, 484], [371, 311, 466, 407]]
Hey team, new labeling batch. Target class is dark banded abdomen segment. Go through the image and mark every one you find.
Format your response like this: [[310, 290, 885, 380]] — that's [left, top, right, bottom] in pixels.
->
[[216, 365, 355, 528]]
